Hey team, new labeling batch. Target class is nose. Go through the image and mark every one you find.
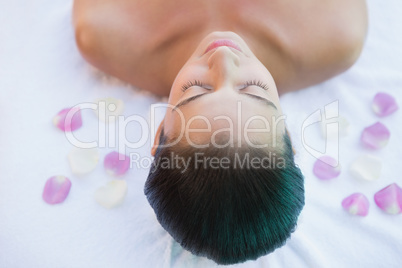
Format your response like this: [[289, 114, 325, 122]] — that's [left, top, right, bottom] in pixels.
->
[[207, 47, 240, 89]]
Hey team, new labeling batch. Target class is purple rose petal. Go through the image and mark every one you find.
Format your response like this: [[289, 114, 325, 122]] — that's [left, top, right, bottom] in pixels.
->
[[313, 156, 341, 180], [53, 107, 82, 132], [361, 122, 390, 149], [342, 193, 369, 216], [374, 183, 402, 215], [372, 92, 399, 117], [42, 176, 72, 205], [104, 151, 130, 176]]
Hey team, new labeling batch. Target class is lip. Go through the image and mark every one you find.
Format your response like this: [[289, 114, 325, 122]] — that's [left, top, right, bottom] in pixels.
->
[[204, 39, 242, 55]]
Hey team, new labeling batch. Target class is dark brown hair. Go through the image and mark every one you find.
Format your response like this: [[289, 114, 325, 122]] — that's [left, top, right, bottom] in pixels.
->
[[144, 129, 304, 265]]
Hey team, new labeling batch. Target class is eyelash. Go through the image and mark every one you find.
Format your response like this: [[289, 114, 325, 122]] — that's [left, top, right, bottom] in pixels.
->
[[181, 80, 204, 92], [244, 80, 269, 91], [180, 79, 269, 92]]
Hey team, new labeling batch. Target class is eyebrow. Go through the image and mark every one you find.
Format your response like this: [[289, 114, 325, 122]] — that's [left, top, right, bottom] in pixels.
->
[[172, 92, 277, 112]]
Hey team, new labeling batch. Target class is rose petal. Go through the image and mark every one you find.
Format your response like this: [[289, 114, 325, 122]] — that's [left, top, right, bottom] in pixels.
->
[[361, 122, 390, 149], [68, 147, 99, 175], [42, 176, 72, 204], [321, 116, 350, 139], [374, 183, 402, 215], [372, 92, 399, 117], [94, 180, 128, 209], [53, 107, 82, 132], [94, 97, 124, 123], [313, 156, 341, 180], [349, 154, 382, 181], [342, 193, 369, 216], [104, 151, 130, 176]]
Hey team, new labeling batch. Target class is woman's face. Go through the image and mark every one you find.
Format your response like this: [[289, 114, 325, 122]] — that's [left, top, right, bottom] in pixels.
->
[[153, 31, 285, 153]]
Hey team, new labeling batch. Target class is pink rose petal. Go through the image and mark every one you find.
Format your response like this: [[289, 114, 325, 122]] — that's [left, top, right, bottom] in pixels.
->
[[313, 156, 341, 180], [104, 151, 130, 176], [374, 183, 402, 215], [342, 193, 369, 216], [360, 122, 390, 149], [372, 92, 399, 117], [53, 107, 82, 132], [42, 175, 72, 205]]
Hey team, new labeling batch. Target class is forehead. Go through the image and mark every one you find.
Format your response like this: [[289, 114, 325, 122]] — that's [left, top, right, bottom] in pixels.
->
[[164, 93, 285, 148]]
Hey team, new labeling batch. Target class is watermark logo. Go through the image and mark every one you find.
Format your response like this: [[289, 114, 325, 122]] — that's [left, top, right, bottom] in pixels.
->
[[301, 100, 339, 166], [130, 151, 285, 173], [60, 99, 341, 168], [61, 100, 286, 152]]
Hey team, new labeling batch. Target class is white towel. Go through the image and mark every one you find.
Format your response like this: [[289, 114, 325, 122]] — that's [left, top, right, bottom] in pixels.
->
[[1, 0, 401, 267]]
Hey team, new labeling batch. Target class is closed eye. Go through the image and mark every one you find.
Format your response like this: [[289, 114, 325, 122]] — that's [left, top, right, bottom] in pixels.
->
[[180, 79, 269, 93], [181, 80, 205, 92], [243, 80, 269, 91]]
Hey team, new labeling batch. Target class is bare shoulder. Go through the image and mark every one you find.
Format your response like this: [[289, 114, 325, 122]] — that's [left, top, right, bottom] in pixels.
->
[[72, 0, 192, 96], [294, 0, 368, 67], [72, 0, 137, 70], [279, 0, 368, 93], [72, 0, 161, 90]]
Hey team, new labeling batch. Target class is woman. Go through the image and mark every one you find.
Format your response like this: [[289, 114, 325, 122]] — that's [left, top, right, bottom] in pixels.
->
[[73, 0, 368, 264]]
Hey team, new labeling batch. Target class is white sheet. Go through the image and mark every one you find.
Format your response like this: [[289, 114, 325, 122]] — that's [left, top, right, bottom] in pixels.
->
[[1, 0, 401, 267]]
